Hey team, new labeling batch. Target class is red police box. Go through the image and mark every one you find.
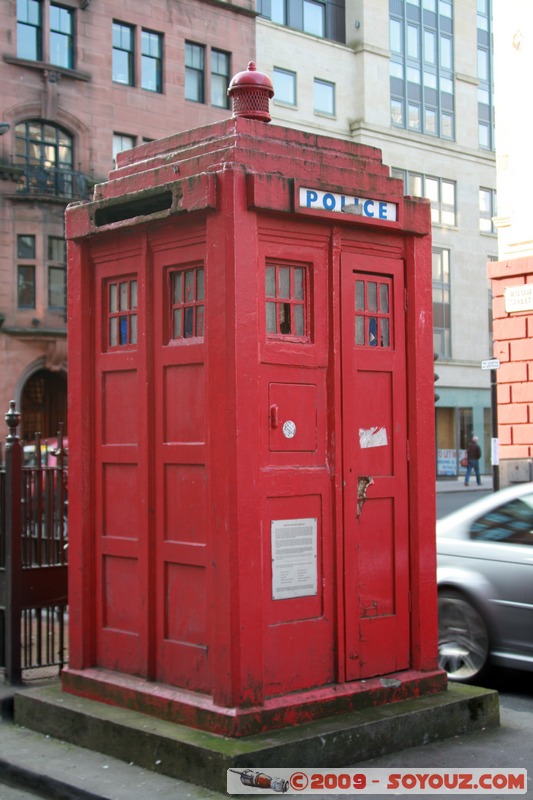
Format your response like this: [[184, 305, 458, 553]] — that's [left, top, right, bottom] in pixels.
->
[[62, 67, 443, 737]]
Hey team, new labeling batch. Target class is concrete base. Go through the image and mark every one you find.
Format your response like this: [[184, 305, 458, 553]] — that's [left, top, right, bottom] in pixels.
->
[[14, 682, 499, 794]]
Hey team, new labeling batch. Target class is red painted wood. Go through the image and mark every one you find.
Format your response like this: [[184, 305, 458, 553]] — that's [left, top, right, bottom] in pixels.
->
[[341, 254, 410, 680], [65, 117, 439, 732]]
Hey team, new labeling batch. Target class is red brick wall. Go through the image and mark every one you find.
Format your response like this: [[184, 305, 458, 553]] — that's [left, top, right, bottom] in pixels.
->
[[489, 256, 533, 462]]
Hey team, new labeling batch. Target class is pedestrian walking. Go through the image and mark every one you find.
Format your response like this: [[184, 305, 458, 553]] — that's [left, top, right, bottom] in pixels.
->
[[464, 435, 482, 486]]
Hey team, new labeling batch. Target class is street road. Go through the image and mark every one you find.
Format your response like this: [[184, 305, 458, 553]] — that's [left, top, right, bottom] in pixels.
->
[[437, 488, 492, 518]]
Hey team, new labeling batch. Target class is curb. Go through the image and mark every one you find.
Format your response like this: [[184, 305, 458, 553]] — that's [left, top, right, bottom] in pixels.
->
[[12, 682, 499, 796]]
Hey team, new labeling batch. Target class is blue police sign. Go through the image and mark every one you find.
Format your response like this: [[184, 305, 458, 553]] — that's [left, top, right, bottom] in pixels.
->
[[299, 187, 397, 221]]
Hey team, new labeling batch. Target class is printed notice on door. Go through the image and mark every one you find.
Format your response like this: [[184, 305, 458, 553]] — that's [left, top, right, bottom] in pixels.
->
[[271, 518, 317, 600]]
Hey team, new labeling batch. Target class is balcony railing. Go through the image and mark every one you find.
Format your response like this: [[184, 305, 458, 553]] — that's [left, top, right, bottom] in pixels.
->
[[15, 165, 93, 200]]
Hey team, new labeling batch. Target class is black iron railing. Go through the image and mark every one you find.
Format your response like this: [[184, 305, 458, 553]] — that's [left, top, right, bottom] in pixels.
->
[[0, 402, 68, 683], [15, 164, 92, 200]]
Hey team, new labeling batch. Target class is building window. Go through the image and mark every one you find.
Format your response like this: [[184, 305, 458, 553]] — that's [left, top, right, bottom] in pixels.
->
[[17, 235, 37, 309], [185, 42, 205, 103], [314, 78, 335, 115], [258, 0, 345, 44], [355, 276, 392, 348], [266, 263, 307, 338], [50, 4, 73, 69], [273, 68, 297, 106], [391, 169, 456, 226], [211, 49, 230, 108], [389, 0, 454, 139], [433, 248, 451, 359], [18, 265, 36, 309], [170, 267, 205, 340], [17, 0, 43, 61], [15, 120, 74, 195], [113, 133, 136, 164], [108, 278, 138, 347], [141, 29, 162, 93], [303, 0, 325, 36], [112, 21, 134, 85], [477, 0, 495, 150], [17, 1, 75, 67], [48, 236, 66, 310], [479, 187, 497, 234]]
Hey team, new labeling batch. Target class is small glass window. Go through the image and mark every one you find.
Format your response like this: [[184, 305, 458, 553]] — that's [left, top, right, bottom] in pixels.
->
[[354, 276, 392, 348], [170, 266, 205, 340], [273, 68, 296, 106], [48, 236, 66, 310], [265, 263, 307, 339], [18, 234, 36, 259], [17, 0, 42, 61], [112, 133, 136, 164], [108, 277, 138, 347], [141, 30, 163, 93], [314, 79, 335, 115], [50, 4, 74, 69], [185, 42, 205, 103], [49, 266, 66, 309], [303, 0, 325, 36], [112, 21, 134, 86], [211, 49, 230, 108], [18, 265, 36, 309]]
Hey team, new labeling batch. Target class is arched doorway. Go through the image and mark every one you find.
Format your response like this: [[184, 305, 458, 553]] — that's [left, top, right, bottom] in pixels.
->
[[20, 368, 67, 442]]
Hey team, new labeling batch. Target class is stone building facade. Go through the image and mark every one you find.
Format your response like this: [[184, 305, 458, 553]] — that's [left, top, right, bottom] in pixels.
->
[[490, 0, 533, 484], [0, 0, 255, 439], [0, 0, 498, 478]]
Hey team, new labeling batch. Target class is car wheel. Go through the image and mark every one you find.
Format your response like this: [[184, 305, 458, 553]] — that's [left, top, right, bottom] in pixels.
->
[[438, 590, 490, 682]]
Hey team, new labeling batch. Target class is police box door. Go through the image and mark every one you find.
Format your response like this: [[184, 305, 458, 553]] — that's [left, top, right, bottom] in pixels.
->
[[341, 252, 410, 681]]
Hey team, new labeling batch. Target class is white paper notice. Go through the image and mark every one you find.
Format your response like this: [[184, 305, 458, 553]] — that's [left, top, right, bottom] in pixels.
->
[[271, 518, 318, 600]]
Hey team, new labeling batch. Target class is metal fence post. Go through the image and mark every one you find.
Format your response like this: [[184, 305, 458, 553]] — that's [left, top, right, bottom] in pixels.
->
[[4, 401, 22, 684]]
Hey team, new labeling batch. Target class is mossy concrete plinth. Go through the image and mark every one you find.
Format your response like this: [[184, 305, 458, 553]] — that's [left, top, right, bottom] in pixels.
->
[[14, 682, 499, 794]]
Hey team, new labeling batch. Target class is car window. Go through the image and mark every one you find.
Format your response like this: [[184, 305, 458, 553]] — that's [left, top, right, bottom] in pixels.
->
[[469, 494, 533, 545]]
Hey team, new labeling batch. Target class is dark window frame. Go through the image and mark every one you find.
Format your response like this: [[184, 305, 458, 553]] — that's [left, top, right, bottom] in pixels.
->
[[258, 0, 345, 44], [112, 21, 135, 86], [49, 3, 74, 69], [210, 48, 230, 108], [185, 41, 205, 103], [141, 28, 163, 93]]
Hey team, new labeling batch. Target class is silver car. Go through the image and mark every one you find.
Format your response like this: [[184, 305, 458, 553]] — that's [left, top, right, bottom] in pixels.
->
[[437, 482, 533, 682]]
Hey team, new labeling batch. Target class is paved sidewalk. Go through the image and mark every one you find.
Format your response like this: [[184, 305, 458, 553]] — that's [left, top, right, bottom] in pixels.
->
[[436, 476, 492, 493], [0, 689, 529, 800]]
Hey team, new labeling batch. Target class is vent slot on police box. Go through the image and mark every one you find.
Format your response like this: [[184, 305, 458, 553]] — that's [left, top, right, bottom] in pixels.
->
[[94, 190, 173, 227]]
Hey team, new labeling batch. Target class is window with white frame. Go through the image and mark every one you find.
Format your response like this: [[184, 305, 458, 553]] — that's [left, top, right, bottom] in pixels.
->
[[391, 169, 456, 226], [314, 78, 335, 115], [432, 248, 451, 359], [479, 187, 497, 234], [273, 68, 296, 106], [113, 133, 136, 164]]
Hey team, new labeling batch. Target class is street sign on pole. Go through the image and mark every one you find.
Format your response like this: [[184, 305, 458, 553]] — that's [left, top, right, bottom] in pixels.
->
[[481, 358, 500, 370]]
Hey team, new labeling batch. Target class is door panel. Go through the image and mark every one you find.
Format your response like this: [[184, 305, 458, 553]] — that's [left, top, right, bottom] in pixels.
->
[[341, 253, 410, 680]]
